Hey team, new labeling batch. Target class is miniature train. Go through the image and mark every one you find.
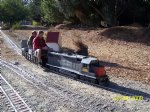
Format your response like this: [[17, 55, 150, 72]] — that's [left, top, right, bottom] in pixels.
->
[[21, 32, 109, 85]]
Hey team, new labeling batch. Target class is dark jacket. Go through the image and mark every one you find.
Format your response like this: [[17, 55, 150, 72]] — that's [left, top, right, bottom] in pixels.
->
[[27, 36, 35, 49]]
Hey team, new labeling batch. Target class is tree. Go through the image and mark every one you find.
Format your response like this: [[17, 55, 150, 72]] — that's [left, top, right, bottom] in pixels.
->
[[1, 0, 147, 27], [118, 0, 150, 26], [58, 0, 128, 26], [0, 0, 29, 26], [41, 0, 64, 24], [87, 0, 129, 26], [58, 0, 90, 24], [29, 0, 43, 22]]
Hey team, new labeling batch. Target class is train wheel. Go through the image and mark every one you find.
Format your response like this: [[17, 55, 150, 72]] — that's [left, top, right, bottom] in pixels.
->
[[76, 74, 80, 79], [95, 79, 99, 84]]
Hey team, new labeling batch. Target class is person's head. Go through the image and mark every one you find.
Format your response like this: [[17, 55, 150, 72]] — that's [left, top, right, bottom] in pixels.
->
[[38, 31, 44, 38], [32, 31, 37, 37]]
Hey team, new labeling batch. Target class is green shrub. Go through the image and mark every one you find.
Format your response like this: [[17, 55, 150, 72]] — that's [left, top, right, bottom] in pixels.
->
[[12, 22, 21, 30], [32, 20, 41, 26]]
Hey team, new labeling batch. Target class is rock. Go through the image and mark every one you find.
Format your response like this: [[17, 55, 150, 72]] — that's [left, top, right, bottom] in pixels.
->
[[13, 62, 19, 65]]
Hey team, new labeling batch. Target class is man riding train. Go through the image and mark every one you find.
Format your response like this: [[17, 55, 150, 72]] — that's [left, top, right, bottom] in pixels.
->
[[33, 31, 48, 64], [31, 30, 61, 65]]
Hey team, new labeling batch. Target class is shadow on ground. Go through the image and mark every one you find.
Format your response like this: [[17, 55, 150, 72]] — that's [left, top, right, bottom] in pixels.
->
[[99, 60, 139, 71], [107, 82, 150, 100], [61, 47, 138, 71], [61, 41, 88, 56]]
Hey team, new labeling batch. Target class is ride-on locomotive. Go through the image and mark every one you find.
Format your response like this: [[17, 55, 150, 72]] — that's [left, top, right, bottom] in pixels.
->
[[21, 32, 109, 85]]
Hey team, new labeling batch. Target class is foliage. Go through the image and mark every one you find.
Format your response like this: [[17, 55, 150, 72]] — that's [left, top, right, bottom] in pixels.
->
[[41, 0, 64, 24], [32, 20, 41, 26], [0, 0, 29, 27], [0, 0, 150, 27], [117, 0, 150, 26], [29, 0, 43, 22], [12, 22, 21, 30], [57, 0, 129, 26], [58, 0, 91, 24]]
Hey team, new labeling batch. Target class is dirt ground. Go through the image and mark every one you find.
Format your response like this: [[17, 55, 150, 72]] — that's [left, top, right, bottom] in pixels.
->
[[3, 26, 150, 84]]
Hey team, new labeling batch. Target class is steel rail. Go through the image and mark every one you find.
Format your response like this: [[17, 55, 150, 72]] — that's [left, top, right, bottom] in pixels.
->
[[0, 60, 96, 111], [0, 86, 18, 112], [0, 73, 32, 112], [0, 30, 21, 55]]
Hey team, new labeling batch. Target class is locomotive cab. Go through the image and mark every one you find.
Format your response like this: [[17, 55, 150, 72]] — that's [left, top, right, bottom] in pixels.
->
[[81, 58, 96, 73], [81, 58, 109, 85], [82, 60, 106, 77]]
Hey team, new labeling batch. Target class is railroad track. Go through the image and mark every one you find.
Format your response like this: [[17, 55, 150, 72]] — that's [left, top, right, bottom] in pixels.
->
[[0, 59, 122, 112], [0, 74, 32, 112], [1, 59, 150, 96], [0, 30, 21, 55]]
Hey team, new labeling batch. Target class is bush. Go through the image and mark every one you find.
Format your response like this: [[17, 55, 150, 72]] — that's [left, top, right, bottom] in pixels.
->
[[12, 22, 21, 30], [32, 20, 41, 26]]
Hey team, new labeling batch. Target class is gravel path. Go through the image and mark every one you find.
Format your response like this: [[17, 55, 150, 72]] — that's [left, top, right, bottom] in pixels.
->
[[0, 96, 8, 112], [0, 59, 150, 112]]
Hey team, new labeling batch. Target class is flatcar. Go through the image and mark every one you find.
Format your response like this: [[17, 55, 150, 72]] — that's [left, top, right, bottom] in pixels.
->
[[21, 32, 109, 85]]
